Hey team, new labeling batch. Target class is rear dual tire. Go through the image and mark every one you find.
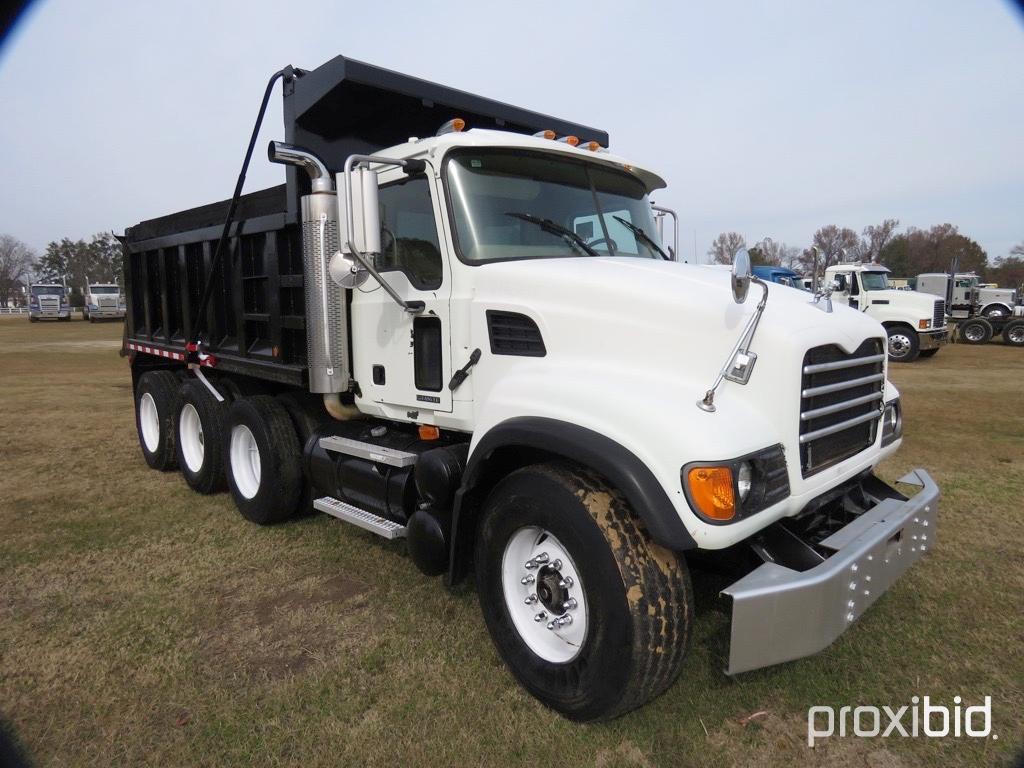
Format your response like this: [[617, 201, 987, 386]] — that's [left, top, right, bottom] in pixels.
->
[[959, 318, 993, 345], [135, 371, 182, 471], [224, 396, 303, 525], [175, 380, 228, 494], [1001, 319, 1024, 347]]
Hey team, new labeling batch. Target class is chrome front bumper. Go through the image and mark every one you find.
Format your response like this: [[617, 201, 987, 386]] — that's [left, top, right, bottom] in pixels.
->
[[919, 330, 948, 350], [723, 469, 939, 675]]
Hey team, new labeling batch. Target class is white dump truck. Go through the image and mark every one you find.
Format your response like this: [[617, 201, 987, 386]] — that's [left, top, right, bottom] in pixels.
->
[[823, 262, 948, 362], [122, 56, 940, 721], [27, 283, 71, 322], [82, 282, 126, 321]]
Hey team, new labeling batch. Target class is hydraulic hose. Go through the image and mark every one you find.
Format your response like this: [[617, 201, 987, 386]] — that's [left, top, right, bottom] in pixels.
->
[[189, 65, 294, 345]]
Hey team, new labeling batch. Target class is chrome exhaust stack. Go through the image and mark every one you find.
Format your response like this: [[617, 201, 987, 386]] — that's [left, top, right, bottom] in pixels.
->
[[269, 141, 349, 394]]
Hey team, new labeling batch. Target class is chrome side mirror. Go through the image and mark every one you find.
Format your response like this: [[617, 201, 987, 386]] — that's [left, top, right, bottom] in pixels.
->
[[731, 249, 752, 304], [328, 251, 370, 289]]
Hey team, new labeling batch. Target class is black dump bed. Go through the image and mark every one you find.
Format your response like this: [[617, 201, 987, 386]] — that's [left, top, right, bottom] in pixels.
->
[[123, 55, 607, 386]]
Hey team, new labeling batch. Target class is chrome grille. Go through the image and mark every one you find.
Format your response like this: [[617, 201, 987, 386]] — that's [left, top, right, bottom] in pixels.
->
[[799, 339, 885, 477], [38, 296, 60, 312], [933, 299, 945, 328]]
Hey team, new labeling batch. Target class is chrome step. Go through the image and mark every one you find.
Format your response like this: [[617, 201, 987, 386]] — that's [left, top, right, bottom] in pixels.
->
[[314, 496, 407, 539], [318, 435, 418, 468]]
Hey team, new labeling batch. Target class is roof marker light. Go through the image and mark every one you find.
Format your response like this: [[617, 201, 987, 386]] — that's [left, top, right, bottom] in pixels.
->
[[580, 140, 608, 153], [436, 118, 466, 136], [557, 135, 580, 146], [533, 130, 556, 140]]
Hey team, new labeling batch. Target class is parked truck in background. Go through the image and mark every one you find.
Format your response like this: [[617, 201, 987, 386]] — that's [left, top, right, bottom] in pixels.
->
[[823, 262, 947, 362], [27, 283, 71, 322], [752, 265, 805, 289], [82, 282, 126, 322], [914, 272, 1024, 347], [122, 56, 940, 721]]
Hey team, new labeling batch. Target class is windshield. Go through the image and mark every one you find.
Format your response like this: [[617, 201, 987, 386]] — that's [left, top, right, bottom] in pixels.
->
[[860, 272, 889, 291], [777, 276, 804, 289], [91, 285, 119, 294], [31, 285, 64, 297], [446, 149, 664, 263]]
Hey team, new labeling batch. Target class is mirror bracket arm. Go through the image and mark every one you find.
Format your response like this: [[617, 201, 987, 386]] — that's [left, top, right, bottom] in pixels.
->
[[342, 154, 426, 315], [697, 276, 769, 413]]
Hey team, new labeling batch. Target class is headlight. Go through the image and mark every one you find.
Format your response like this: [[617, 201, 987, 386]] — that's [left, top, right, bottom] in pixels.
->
[[881, 398, 902, 447], [682, 446, 789, 524], [736, 461, 753, 501]]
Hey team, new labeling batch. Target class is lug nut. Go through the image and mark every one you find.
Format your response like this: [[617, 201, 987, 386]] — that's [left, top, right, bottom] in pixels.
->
[[521, 574, 535, 585], [534, 612, 547, 622], [562, 598, 578, 611], [559, 614, 573, 627], [558, 576, 574, 589], [548, 559, 562, 571], [524, 594, 538, 605]]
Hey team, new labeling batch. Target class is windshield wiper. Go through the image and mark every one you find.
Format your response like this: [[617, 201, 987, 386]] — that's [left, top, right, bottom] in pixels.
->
[[612, 216, 670, 260], [505, 212, 601, 258]]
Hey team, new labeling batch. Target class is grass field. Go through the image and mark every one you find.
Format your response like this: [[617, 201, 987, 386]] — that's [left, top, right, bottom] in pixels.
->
[[1, 315, 1021, 767]]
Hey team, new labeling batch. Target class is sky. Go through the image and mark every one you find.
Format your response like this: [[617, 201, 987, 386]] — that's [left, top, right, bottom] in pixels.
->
[[1, 0, 1022, 265]]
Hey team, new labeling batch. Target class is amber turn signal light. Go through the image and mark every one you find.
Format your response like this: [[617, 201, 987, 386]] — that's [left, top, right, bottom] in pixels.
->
[[686, 466, 736, 521], [418, 424, 441, 441]]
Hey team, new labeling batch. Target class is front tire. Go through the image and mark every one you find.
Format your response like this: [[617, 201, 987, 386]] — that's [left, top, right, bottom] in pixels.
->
[[918, 348, 939, 358], [474, 463, 692, 721], [886, 325, 920, 362], [134, 370, 182, 471], [224, 396, 302, 525], [175, 380, 228, 494]]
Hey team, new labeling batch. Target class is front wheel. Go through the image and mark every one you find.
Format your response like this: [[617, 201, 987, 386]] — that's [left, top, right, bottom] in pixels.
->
[[886, 326, 920, 362], [474, 463, 692, 721]]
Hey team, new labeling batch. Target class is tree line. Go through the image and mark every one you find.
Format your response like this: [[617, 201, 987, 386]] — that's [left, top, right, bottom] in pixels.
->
[[0, 233, 123, 307], [707, 222, 1024, 290]]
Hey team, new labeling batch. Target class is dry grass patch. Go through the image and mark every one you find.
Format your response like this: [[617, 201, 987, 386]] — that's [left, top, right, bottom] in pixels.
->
[[0, 316, 1022, 767]]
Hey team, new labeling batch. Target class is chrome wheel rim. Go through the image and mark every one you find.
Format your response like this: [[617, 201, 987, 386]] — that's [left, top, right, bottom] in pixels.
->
[[964, 324, 986, 342], [888, 333, 912, 358], [179, 403, 205, 473], [501, 527, 588, 663], [1009, 326, 1024, 344], [230, 425, 261, 499], [139, 393, 160, 453]]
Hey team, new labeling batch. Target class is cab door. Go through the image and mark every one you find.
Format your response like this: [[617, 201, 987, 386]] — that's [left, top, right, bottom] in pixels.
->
[[350, 169, 453, 415]]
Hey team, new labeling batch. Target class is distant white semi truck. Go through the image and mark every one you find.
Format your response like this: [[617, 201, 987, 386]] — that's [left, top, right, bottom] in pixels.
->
[[82, 282, 126, 321], [27, 283, 71, 322], [915, 272, 1024, 347], [823, 263, 948, 362]]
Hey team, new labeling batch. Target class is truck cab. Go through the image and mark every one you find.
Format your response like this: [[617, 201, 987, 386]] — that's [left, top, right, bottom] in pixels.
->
[[27, 283, 71, 322], [752, 265, 805, 289], [83, 283, 126, 321], [824, 263, 947, 362]]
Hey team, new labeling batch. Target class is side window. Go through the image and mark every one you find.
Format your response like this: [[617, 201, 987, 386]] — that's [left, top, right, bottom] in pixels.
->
[[377, 177, 443, 290]]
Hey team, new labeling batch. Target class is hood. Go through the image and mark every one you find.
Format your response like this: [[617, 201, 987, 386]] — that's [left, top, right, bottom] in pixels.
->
[[470, 256, 885, 392], [867, 289, 939, 313]]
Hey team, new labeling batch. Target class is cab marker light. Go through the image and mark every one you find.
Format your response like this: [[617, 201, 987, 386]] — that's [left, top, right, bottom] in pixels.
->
[[533, 129, 556, 140], [557, 135, 580, 146], [436, 118, 466, 135]]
